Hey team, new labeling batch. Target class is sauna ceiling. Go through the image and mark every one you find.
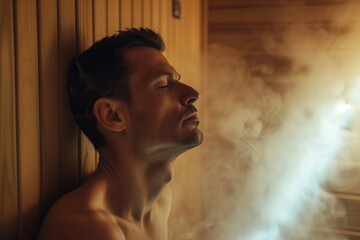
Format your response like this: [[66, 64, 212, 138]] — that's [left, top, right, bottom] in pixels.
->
[[208, 0, 358, 47], [209, 0, 355, 7]]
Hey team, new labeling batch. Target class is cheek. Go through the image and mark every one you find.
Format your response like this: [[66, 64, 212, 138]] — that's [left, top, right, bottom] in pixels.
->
[[130, 92, 181, 124], [145, 95, 175, 114]]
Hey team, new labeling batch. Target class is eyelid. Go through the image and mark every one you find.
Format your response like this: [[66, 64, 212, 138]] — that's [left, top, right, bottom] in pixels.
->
[[154, 79, 169, 89], [153, 73, 180, 89]]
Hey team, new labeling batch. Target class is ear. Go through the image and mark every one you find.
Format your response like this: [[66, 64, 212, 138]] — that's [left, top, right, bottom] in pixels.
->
[[93, 98, 127, 132]]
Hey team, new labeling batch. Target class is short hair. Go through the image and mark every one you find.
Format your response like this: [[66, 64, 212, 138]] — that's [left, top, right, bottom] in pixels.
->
[[67, 28, 165, 149]]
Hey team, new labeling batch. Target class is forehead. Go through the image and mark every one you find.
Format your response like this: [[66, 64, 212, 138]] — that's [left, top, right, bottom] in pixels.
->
[[123, 46, 179, 80]]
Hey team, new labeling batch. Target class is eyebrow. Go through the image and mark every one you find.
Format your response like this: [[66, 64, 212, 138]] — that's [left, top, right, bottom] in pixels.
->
[[156, 71, 181, 81]]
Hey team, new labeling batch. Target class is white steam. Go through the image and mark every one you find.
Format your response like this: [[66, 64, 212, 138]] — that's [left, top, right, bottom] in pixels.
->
[[196, 7, 360, 240]]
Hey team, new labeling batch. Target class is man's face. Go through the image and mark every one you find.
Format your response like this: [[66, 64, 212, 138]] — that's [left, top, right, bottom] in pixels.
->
[[123, 47, 203, 160]]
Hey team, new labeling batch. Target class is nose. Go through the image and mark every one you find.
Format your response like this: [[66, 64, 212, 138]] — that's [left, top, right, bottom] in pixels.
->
[[182, 83, 199, 106]]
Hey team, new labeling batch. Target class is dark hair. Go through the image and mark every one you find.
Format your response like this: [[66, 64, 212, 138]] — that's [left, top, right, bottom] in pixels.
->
[[67, 28, 165, 149]]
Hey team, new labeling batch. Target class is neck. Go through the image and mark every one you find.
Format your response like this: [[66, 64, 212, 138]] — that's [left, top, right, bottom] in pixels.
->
[[94, 146, 174, 222]]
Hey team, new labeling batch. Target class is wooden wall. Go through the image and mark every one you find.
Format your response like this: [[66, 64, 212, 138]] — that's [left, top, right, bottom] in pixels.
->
[[208, 0, 360, 239], [0, 0, 206, 239]]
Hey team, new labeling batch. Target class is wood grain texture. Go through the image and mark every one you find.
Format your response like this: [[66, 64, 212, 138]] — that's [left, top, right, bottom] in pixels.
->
[[94, 0, 107, 41], [120, 0, 132, 29], [38, 0, 61, 218], [15, 0, 41, 239], [76, 0, 97, 181], [107, 0, 120, 34], [142, 0, 152, 28], [208, 0, 356, 8], [0, 0, 206, 239], [58, 0, 79, 200], [159, 0, 169, 58], [0, 0, 18, 238], [132, 0, 143, 28], [166, 0, 175, 64], [151, 0, 160, 31]]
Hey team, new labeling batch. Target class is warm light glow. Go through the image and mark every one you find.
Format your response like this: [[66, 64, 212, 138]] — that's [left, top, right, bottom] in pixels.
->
[[202, 32, 360, 240], [337, 102, 351, 113]]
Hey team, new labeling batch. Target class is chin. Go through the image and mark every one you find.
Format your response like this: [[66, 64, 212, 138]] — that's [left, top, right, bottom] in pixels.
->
[[184, 128, 203, 149]]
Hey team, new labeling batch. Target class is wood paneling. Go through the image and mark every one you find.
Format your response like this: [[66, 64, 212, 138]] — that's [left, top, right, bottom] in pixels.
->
[[107, 0, 120, 34], [120, 0, 132, 29], [209, 0, 357, 8], [151, 0, 160, 30], [132, 0, 143, 28], [143, 0, 152, 28], [0, 0, 18, 239], [38, 0, 60, 219], [0, 0, 206, 239], [58, 0, 78, 197], [93, 0, 107, 42], [76, 0, 97, 182], [15, 0, 41, 239]]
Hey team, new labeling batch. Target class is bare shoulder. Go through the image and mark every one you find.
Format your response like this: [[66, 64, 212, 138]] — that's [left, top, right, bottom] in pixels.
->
[[37, 192, 125, 240]]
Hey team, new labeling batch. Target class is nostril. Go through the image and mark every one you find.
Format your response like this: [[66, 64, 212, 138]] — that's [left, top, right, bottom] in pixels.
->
[[185, 90, 199, 105], [181, 83, 200, 105], [186, 96, 197, 105]]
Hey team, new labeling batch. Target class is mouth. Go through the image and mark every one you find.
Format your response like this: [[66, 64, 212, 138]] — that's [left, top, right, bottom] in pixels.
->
[[182, 112, 200, 124]]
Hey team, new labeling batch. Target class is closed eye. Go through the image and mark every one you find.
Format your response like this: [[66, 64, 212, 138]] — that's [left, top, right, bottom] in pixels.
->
[[154, 81, 169, 90], [158, 85, 168, 89]]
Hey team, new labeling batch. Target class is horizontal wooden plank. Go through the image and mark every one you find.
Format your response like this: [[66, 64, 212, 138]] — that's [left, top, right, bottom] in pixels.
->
[[317, 227, 360, 239], [326, 163, 360, 196], [209, 0, 356, 9], [209, 4, 360, 24], [323, 193, 360, 232]]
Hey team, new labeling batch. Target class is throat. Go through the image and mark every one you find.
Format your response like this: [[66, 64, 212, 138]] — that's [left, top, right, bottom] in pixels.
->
[[145, 160, 174, 202]]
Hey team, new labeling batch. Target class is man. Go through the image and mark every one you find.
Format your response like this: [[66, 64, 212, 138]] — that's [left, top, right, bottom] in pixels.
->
[[37, 28, 203, 240]]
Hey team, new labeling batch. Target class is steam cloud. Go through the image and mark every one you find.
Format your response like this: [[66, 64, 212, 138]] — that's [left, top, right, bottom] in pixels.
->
[[196, 3, 360, 240]]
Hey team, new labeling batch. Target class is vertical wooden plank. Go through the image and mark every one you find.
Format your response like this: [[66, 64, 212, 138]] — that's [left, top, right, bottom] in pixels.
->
[[38, 0, 60, 219], [120, 0, 132, 29], [185, 0, 202, 54], [167, 0, 176, 65], [14, 0, 41, 239], [143, 0, 152, 28], [0, 0, 18, 239], [58, 0, 79, 197], [132, 0, 142, 28], [94, 0, 107, 41], [77, 0, 94, 50], [107, 0, 120, 35], [202, 0, 208, 55], [159, 0, 168, 57], [76, 0, 97, 181], [151, 0, 160, 31]]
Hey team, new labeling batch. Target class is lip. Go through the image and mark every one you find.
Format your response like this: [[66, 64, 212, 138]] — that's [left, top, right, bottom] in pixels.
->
[[182, 112, 200, 123]]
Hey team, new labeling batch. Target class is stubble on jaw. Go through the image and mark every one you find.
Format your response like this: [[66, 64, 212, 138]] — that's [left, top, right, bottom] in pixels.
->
[[129, 126, 203, 164]]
